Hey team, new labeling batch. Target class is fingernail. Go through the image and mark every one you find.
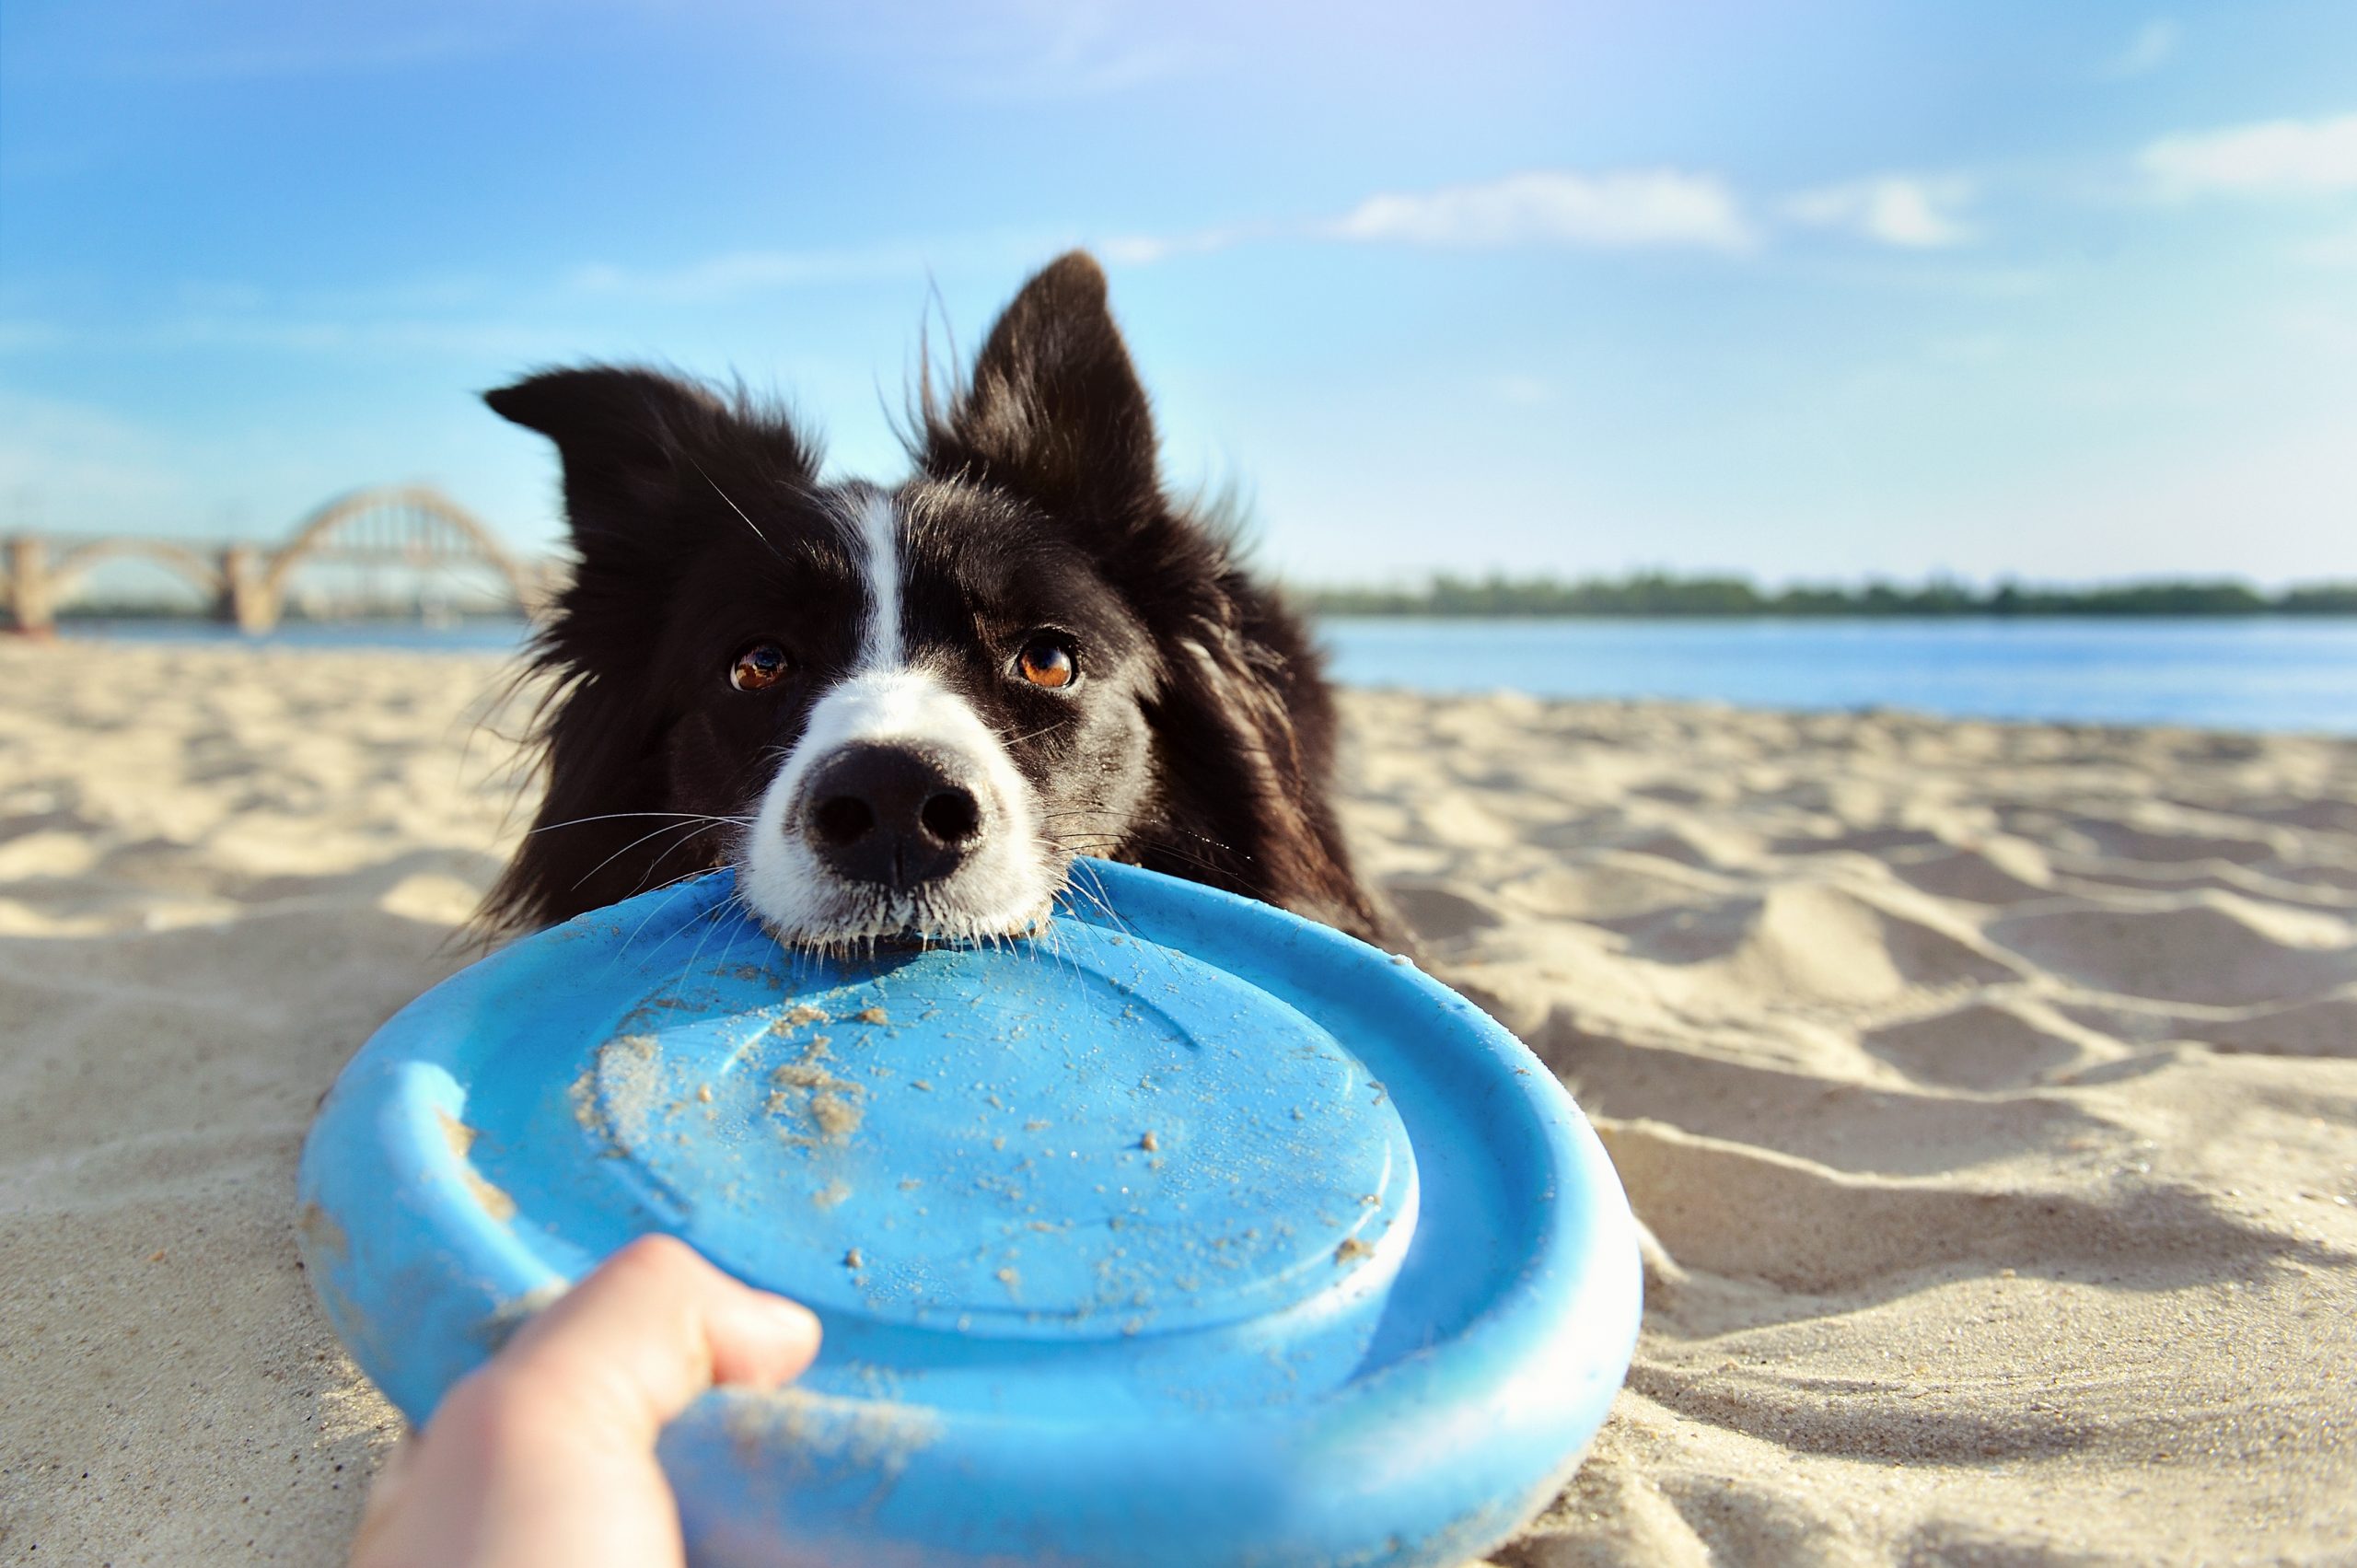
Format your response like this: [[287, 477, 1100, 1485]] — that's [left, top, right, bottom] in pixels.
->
[[759, 1295, 821, 1343]]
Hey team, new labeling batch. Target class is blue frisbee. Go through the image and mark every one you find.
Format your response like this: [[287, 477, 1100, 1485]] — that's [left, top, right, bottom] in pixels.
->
[[297, 860, 1640, 1567]]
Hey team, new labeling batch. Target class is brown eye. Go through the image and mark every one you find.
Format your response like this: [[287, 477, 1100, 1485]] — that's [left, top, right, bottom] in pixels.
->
[[1016, 633, 1078, 690], [729, 641, 792, 691]]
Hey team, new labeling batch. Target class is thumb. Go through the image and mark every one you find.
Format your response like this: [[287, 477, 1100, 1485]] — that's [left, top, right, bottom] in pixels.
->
[[482, 1235, 821, 1446]]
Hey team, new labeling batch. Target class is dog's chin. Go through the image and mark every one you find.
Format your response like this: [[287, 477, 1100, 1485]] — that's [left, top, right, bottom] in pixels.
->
[[735, 862, 1063, 952]]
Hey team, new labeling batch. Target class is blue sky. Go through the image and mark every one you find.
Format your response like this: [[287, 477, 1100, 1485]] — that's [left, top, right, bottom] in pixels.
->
[[4, 1, 2353, 587]]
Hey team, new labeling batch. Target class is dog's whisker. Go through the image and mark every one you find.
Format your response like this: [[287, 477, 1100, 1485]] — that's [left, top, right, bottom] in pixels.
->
[[999, 720, 1069, 749], [689, 458, 795, 571], [570, 817, 730, 893], [1047, 831, 1231, 881], [666, 889, 745, 1002], [531, 810, 752, 836], [618, 835, 735, 902]]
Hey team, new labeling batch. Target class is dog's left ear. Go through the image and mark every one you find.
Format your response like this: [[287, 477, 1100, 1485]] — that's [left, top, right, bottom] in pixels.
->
[[923, 251, 1160, 521]]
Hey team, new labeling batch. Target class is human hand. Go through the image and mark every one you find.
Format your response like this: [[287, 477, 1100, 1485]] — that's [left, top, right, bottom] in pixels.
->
[[348, 1235, 820, 1568]]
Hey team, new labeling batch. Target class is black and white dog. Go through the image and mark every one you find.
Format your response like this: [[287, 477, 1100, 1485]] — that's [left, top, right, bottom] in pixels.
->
[[480, 252, 1388, 950]]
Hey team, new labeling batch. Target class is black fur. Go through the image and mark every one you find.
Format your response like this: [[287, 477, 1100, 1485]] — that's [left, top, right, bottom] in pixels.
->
[[480, 251, 1388, 946]]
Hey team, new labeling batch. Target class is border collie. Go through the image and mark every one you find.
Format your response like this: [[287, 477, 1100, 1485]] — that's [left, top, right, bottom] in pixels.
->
[[478, 251, 1387, 951]]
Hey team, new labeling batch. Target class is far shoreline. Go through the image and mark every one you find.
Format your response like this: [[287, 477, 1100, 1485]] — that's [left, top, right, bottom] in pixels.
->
[[1292, 573, 2357, 620]]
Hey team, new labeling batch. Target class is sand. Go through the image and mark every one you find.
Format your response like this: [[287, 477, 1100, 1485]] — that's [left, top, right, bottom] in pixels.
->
[[4, 642, 2353, 1564]]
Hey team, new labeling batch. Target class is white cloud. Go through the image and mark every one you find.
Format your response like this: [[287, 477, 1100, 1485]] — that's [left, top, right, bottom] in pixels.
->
[[1330, 169, 1755, 252], [2100, 18, 2179, 80], [1117, 167, 1994, 265], [2293, 225, 2357, 267], [1097, 235, 1178, 265], [1097, 226, 1259, 265], [2141, 112, 2357, 197], [1784, 177, 1973, 248]]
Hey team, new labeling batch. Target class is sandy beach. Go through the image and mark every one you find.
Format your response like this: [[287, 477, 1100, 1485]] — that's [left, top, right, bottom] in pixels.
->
[[4, 640, 2353, 1565]]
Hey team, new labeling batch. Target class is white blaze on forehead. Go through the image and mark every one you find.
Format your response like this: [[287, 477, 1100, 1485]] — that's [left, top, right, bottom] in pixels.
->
[[846, 488, 903, 670]]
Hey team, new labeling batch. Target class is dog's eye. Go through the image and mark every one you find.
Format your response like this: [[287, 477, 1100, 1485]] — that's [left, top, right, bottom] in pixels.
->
[[728, 641, 793, 692], [1016, 633, 1078, 690]]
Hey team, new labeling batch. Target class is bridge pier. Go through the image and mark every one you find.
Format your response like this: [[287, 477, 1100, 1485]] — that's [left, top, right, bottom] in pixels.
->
[[219, 545, 277, 633], [6, 536, 56, 637]]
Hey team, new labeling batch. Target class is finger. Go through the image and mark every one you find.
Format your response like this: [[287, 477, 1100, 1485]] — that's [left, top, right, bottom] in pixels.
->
[[345, 1433, 420, 1563], [486, 1235, 821, 1444]]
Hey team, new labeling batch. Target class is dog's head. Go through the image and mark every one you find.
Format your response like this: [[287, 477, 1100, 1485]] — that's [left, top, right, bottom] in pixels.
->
[[481, 252, 1382, 947]]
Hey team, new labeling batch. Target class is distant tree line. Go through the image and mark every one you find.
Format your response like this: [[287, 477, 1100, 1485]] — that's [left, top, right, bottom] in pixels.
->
[[1297, 573, 2357, 618]]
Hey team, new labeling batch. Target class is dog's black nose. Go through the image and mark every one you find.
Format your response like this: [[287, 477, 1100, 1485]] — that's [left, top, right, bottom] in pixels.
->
[[802, 743, 984, 889]]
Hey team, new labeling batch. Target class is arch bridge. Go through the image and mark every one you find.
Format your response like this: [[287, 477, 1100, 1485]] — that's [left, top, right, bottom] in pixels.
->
[[4, 486, 552, 635]]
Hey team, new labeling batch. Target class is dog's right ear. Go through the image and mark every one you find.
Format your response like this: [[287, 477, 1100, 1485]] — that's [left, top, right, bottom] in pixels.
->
[[485, 366, 774, 554], [486, 367, 819, 645]]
